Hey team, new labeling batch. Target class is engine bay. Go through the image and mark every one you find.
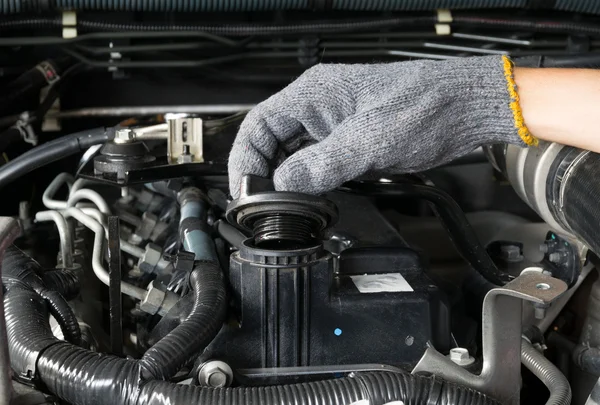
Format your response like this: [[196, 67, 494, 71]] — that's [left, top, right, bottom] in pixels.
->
[[3, 4, 600, 405]]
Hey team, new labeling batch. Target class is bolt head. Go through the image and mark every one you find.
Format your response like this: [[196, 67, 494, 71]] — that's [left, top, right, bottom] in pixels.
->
[[114, 129, 135, 144], [198, 361, 233, 388], [449, 348, 475, 367], [138, 243, 162, 274]]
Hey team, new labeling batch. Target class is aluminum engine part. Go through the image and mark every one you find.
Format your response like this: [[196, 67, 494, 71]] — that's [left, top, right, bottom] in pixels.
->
[[412, 271, 567, 405]]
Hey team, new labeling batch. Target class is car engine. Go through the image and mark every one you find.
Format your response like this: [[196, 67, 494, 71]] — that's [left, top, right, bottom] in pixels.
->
[[2, 3, 600, 405]]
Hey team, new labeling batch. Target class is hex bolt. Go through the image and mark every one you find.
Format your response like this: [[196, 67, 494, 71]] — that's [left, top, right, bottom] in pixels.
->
[[539, 244, 549, 254], [114, 128, 136, 144], [448, 347, 475, 367], [500, 244, 522, 261], [198, 361, 233, 388]]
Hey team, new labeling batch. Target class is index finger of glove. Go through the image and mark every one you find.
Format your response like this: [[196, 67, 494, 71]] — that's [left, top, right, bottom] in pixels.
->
[[228, 103, 304, 198]]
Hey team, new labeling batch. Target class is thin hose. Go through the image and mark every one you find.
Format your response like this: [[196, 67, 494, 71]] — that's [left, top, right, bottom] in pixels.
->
[[339, 181, 509, 286], [67, 189, 111, 216], [35, 210, 73, 268], [522, 339, 572, 405], [42, 172, 74, 210]]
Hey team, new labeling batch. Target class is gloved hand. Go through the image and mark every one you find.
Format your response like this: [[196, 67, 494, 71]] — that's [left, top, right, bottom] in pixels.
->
[[228, 55, 535, 198]]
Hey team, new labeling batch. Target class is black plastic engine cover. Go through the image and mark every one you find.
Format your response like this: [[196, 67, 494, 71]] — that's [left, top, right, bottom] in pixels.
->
[[205, 243, 450, 370]]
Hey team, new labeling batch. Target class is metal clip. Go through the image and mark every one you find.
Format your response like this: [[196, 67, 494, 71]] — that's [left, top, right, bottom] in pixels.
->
[[13, 112, 38, 146], [412, 272, 567, 405]]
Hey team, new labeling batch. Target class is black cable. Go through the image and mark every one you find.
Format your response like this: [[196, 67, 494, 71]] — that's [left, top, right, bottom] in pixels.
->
[[0, 16, 435, 37], [0, 127, 115, 190], [0, 30, 241, 47], [339, 181, 510, 286], [453, 15, 600, 37]]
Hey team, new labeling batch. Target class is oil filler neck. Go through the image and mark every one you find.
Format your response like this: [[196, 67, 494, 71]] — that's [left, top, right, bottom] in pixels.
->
[[226, 175, 338, 250]]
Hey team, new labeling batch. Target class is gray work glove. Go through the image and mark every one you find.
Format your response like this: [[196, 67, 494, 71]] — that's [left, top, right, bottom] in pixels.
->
[[228, 55, 533, 198]]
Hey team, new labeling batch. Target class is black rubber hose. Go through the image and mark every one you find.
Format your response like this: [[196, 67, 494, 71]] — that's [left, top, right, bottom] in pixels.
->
[[0, 16, 434, 36], [216, 220, 245, 249], [339, 181, 509, 286], [0, 127, 114, 190], [138, 371, 500, 405], [453, 15, 600, 37], [2, 246, 81, 345], [139, 261, 227, 380], [0, 0, 595, 13], [573, 345, 600, 375], [5, 261, 226, 403], [42, 268, 81, 301], [4, 268, 498, 405]]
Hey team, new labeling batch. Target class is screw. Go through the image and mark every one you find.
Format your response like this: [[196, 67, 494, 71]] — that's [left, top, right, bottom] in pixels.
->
[[405, 335, 414, 346], [539, 243, 549, 254]]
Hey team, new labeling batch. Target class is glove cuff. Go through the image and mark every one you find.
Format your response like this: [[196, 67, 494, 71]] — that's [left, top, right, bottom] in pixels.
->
[[501, 55, 538, 147]]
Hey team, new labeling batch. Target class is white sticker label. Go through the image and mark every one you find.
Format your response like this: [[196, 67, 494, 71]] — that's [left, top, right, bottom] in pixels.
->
[[350, 273, 413, 293]]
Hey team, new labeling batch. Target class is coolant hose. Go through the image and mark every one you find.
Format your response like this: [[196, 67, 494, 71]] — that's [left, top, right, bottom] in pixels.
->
[[522, 339, 572, 405], [2, 245, 81, 345], [178, 187, 218, 262]]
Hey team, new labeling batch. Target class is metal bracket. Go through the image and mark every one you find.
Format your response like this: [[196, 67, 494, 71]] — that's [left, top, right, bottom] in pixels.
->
[[412, 272, 567, 405], [167, 115, 204, 164]]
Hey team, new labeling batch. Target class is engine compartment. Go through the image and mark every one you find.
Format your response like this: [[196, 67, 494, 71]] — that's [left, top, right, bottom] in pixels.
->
[[2, 5, 600, 405]]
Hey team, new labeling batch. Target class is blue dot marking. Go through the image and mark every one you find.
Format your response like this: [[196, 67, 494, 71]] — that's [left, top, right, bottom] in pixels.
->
[[334, 328, 342, 336]]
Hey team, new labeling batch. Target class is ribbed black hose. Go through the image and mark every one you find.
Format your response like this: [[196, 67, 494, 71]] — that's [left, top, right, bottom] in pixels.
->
[[453, 15, 600, 37], [139, 371, 500, 405], [0, 127, 114, 190], [0, 15, 434, 35], [340, 181, 509, 287], [5, 265, 498, 405], [139, 261, 227, 380], [1, 0, 598, 13], [3, 283, 60, 377], [2, 246, 81, 345], [42, 268, 81, 301]]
